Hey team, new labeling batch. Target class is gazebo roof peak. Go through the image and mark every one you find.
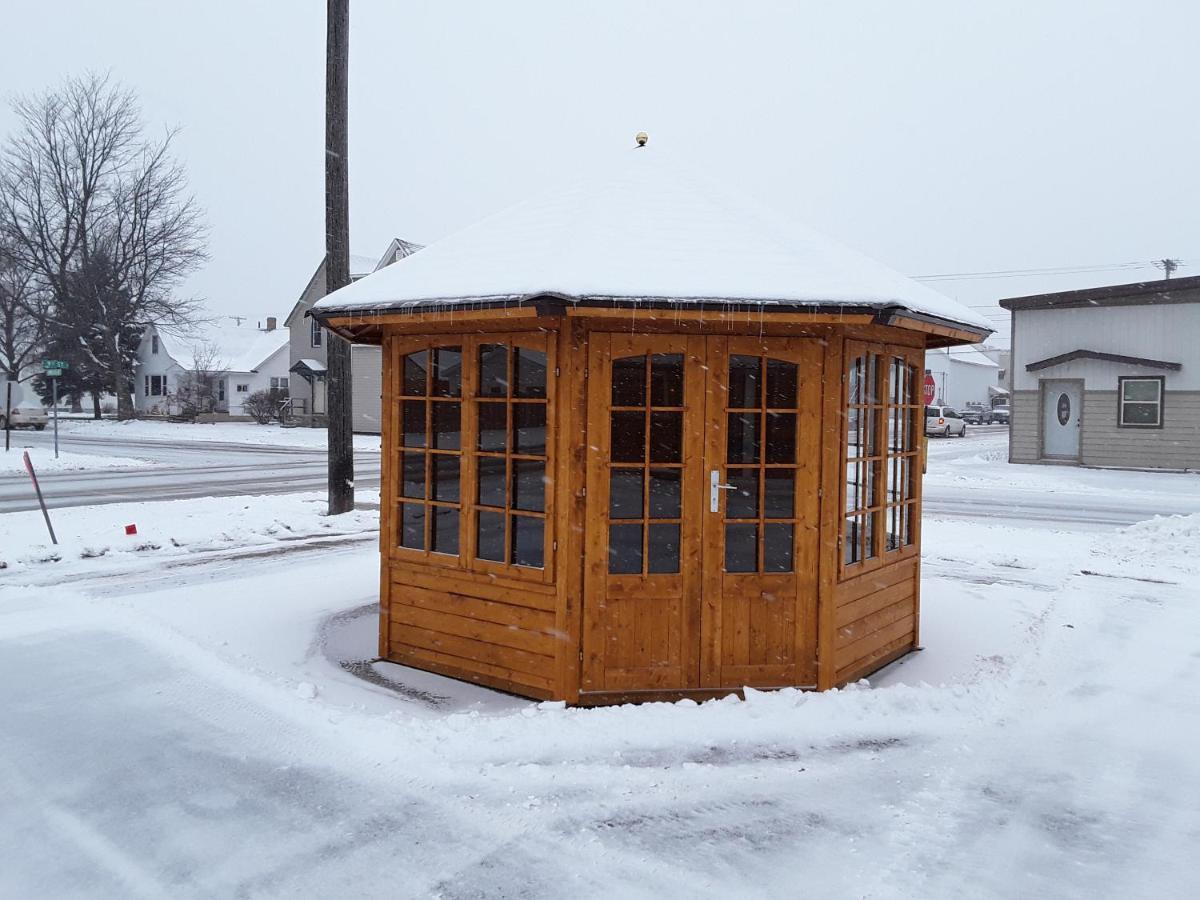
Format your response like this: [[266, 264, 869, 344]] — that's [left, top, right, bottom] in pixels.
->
[[314, 145, 991, 334]]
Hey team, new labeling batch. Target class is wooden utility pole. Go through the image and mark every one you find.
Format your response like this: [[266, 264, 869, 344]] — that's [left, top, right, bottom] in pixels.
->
[[325, 0, 354, 514]]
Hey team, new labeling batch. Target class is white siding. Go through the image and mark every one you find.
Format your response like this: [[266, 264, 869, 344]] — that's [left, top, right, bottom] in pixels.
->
[[351, 345, 382, 434]]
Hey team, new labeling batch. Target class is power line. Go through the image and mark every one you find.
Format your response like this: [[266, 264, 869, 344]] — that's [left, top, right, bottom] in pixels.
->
[[911, 259, 1189, 282]]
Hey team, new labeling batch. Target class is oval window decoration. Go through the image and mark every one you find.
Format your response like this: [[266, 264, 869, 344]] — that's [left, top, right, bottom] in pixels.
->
[[1056, 393, 1071, 426]]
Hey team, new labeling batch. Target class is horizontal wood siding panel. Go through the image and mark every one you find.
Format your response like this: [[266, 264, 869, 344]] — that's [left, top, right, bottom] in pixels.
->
[[836, 618, 916, 683], [1009, 391, 1040, 462], [836, 559, 916, 607], [394, 584, 556, 632], [389, 644, 555, 697], [389, 562, 556, 611], [389, 622, 553, 681], [391, 603, 559, 657], [836, 634, 914, 684], [1081, 391, 1200, 468], [836, 580, 913, 630], [837, 592, 912, 647]]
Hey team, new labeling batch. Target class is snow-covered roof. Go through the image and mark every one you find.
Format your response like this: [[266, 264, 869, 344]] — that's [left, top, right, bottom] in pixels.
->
[[291, 358, 327, 374], [158, 321, 288, 373], [350, 254, 378, 278], [928, 345, 1000, 368], [313, 145, 992, 334]]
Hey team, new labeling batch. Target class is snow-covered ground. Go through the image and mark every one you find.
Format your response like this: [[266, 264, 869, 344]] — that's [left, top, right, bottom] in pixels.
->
[[1, 438, 1198, 898], [1, 446, 151, 475]]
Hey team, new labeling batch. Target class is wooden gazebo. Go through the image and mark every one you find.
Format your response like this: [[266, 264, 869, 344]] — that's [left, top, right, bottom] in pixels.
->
[[312, 144, 991, 705]]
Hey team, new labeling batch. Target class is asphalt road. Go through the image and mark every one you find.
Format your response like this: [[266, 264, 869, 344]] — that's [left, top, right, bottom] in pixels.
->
[[0, 429, 381, 514]]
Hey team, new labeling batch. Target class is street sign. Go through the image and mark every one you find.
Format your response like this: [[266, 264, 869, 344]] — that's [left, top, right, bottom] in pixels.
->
[[44, 368, 64, 378], [922, 372, 936, 406], [42, 359, 69, 370]]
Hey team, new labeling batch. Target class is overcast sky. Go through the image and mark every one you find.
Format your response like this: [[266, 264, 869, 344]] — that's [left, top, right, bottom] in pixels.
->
[[3, 1, 1197, 346]]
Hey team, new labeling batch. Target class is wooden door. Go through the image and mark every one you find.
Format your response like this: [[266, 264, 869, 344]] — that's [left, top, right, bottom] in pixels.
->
[[582, 334, 706, 692], [582, 333, 822, 694], [700, 337, 822, 688]]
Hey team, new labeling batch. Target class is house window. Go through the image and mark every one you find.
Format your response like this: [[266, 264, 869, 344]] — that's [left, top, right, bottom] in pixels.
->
[[144, 375, 168, 397], [270, 377, 289, 391], [236, 383, 250, 393], [151, 335, 159, 355], [395, 335, 552, 575], [1118, 377, 1164, 428], [218, 380, 226, 402], [843, 346, 919, 569], [311, 317, 323, 348]]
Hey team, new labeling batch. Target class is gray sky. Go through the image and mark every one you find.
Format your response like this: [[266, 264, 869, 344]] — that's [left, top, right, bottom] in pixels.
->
[[3, 0, 1198, 345]]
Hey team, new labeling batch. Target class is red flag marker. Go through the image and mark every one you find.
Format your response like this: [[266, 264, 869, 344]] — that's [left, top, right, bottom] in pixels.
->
[[125, 524, 138, 536]]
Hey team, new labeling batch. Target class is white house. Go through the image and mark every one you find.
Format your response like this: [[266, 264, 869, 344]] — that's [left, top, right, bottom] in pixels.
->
[[1001, 276, 1200, 470], [923, 345, 1003, 411], [134, 318, 290, 418], [284, 238, 422, 433]]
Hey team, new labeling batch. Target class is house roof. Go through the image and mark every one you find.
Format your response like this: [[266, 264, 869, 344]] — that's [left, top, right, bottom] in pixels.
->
[[312, 145, 992, 335], [928, 345, 1000, 369], [158, 321, 288, 373], [1025, 349, 1182, 372], [283, 242, 426, 328], [999, 275, 1200, 311]]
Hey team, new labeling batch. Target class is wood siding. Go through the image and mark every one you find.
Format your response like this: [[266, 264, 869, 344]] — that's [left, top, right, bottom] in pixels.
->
[[1009, 390, 1040, 462], [831, 557, 919, 684]]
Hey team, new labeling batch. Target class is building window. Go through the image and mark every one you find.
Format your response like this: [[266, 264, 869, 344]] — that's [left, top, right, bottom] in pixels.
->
[[1118, 377, 1164, 428], [395, 335, 552, 576], [151, 335, 159, 355], [311, 317, 323, 348], [217, 380, 226, 402], [236, 383, 250, 393], [144, 375, 167, 397], [270, 377, 289, 391], [843, 345, 919, 569]]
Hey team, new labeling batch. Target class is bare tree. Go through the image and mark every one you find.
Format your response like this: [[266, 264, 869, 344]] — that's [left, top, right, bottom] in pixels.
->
[[0, 73, 207, 418], [0, 235, 48, 381], [172, 341, 227, 418]]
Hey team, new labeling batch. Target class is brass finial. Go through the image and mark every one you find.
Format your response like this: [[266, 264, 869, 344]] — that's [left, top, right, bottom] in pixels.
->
[[635, 132, 648, 147]]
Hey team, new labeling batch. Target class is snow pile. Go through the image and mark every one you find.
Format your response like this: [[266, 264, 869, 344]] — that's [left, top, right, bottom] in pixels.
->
[[1, 447, 150, 474], [0, 491, 379, 576], [1090, 514, 1200, 580]]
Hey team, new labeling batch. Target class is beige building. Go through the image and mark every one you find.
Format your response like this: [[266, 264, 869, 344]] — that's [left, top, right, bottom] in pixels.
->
[[1001, 277, 1200, 471]]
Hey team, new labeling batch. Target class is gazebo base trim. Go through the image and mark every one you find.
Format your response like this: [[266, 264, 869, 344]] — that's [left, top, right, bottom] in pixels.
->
[[575, 686, 820, 707]]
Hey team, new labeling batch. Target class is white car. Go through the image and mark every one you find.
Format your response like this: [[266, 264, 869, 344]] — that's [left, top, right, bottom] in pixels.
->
[[2, 383, 48, 431], [925, 404, 966, 438]]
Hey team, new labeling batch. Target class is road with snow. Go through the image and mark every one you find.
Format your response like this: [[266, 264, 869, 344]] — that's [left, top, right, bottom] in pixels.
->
[[0, 426, 381, 514]]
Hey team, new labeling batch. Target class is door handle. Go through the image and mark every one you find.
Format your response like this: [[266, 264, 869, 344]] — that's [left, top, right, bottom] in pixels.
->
[[710, 469, 736, 512]]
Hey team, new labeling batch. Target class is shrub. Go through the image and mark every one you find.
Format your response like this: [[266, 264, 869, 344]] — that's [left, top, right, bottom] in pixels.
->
[[242, 389, 277, 425]]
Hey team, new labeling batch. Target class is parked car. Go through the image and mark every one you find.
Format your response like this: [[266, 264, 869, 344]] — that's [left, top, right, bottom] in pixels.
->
[[983, 406, 1010, 425], [1, 404, 48, 431], [960, 407, 986, 425], [925, 405, 966, 437]]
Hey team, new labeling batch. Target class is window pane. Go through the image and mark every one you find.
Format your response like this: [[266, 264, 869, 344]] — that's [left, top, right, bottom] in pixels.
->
[[513, 403, 547, 455], [864, 508, 877, 559], [432, 347, 462, 397], [647, 523, 680, 574], [1123, 380, 1160, 402], [844, 516, 861, 564], [727, 355, 760, 408], [765, 412, 796, 464], [649, 411, 682, 463], [432, 402, 461, 450], [887, 455, 901, 504], [512, 460, 545, 512], [402, 400, 426, 447], [402, 452, 425, 499], [431, 455, 460, 502], [847, 356, 863, 404], [431, 507, 459, 555], [648, 469, 681, 518], [866, 458, 879, 507], [511, 515, 544, 568], [477, 457, 506, 507], [726, 412, 760, 464], [400, 502, 425, 550], [865, 354, 880, 404], [763, 524, 793, 572], [766, 360, 797, 408], [764, 469, 794, 518], [649, 354, 683, 406], [845, 461, 861, 512], [476, 510, 505, 561], [726, 468, 759, 518], [888, 407, 902, 453], [608, 523, 643, 574], [611, 356, 646, 407], [1122, 402, 1160, 425], [847, 407, 862, 456], [610, 411, 645, 462], [478, 344, 508, 397], [403, 351, 428, 396], [477, 401, 507, 452], [513, 347, 547, 399], [724, 523, 758, 573], [865, 407, 878, 456], [609, 469, 643, 519], [886, 504, 901, 552]]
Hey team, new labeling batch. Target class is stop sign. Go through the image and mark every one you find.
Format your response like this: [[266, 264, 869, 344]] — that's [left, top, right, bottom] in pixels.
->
[[922, 373, 936, 405]]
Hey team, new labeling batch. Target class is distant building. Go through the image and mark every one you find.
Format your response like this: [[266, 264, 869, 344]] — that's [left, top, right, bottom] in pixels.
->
[[1000, 276, 1200, 470], [284, 238, 422, 433], [923, 345, 1002, 411], [133, 318, 289, 418]]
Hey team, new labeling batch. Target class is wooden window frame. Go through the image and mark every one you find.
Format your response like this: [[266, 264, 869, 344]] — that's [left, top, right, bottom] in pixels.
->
[[839, 341, 922, 580], [389, 333, 556, 586], [1117, 376, 1165, 429]]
